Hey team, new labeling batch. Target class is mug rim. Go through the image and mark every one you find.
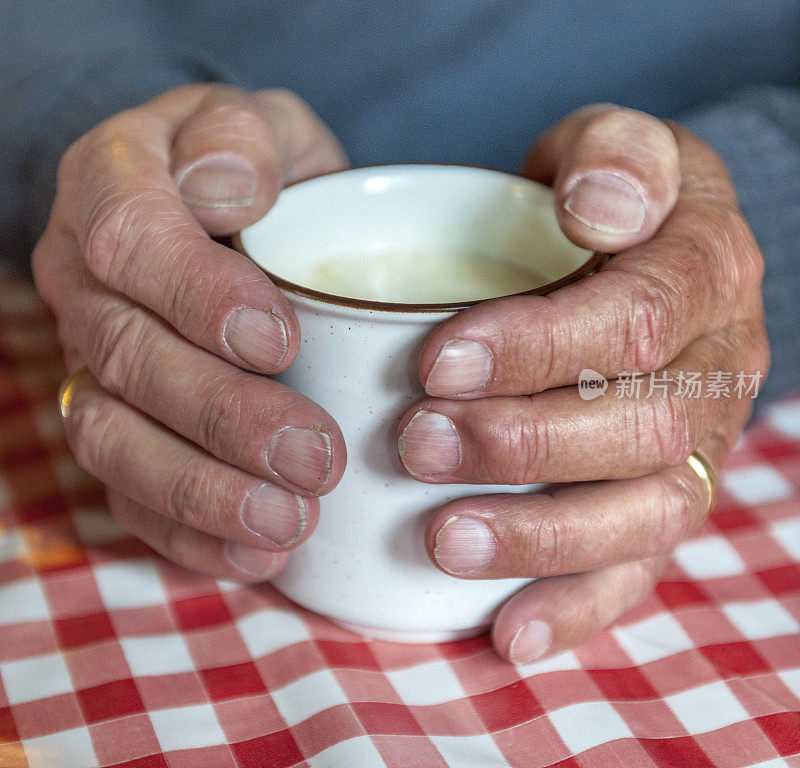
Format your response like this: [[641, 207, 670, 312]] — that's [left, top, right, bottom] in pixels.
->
[[231, 164, 608, 314]]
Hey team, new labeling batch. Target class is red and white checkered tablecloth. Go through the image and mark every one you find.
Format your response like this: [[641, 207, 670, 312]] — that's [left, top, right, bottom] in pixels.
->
[[1, 269, 799, 768]]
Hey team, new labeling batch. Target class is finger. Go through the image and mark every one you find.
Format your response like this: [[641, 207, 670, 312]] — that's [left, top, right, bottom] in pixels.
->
[[107, 489, 288, 582], [524, 106, 681, 252], [53, 85, 341, 374], [401, 322, 764, 484], [491, 555, 669, 664], [171, 87, 347, 235], [421, 127, 762, 399], [61, 368, 319, 550], [53, 242, 344, 495], [425, 429, 728, 579]]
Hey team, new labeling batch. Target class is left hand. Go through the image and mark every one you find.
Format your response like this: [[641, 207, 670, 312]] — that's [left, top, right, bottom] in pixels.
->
[[397, 105, 770, 663]]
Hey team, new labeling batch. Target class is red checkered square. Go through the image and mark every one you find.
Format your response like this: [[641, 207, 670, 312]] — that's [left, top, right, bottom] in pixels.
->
[[316, 639, 382, 670], [55, 611, 116, 649], [230, 728, 304, 768], [77, 678, 145, 724], [470, 679, 544, 732], [201, 662, 267, 701], [172, 594, 233, 631], [757, 711, 800, 756], [0, 705, 19, 742], [640, 736, 716, 768], [588, 666, 661, 700]]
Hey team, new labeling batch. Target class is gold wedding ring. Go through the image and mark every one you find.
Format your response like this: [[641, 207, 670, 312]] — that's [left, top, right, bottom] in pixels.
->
[[686, 450, 716, 518], [58, 366, 91, 419]]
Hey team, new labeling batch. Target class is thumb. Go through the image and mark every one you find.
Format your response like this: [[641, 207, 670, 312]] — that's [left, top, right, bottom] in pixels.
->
[[522, 105, 681, 253], [171, 87, 347, 236]]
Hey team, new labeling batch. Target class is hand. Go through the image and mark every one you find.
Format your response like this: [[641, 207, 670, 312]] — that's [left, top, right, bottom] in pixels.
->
[[398, 105, 770, 662], [33, 85, 348, 581]]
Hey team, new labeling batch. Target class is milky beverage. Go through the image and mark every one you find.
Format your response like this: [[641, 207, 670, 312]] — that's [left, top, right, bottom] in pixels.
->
[[295, 248, 548, 302]]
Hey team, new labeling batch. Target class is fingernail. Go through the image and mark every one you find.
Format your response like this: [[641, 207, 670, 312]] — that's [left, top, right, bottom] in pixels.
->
[[177, 155, 258, 208], [509, 620, 553, 664], [224, 541, 282, 578], [398, 411, 462, 477], [266, 427, 332, 494], [434, 516, 497, 574], [241, 484, 307, 547], [224, 308, 288, 371], [564, 172, 646, 234], [425, 339, 493, 396]]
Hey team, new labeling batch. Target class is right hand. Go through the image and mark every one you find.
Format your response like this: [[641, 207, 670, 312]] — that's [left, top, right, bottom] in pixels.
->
[[33, 85, 348, 581]]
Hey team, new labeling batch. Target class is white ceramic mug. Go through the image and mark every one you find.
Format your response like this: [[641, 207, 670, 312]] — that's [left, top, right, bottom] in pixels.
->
[[236, 165, 602, 642]]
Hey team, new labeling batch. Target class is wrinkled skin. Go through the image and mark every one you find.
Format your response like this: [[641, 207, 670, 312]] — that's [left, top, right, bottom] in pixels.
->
[[33, 86, 769, 663]]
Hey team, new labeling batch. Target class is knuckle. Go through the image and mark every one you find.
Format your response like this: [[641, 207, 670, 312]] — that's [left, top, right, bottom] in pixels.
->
[[491, 409, 553, 483], [658, 468, 707, 537], [165, 457, 211, 529], [193, 373, 246, 458], [82, 186, 159, 282], [67, 396, 118, 480], [196, 101, 265, 136], [622, 275, 678, 372], [587, 108, 676, 154], [87, 303, 151, 398], [645, 396, 694, 468], [525, 513, 567, 576]]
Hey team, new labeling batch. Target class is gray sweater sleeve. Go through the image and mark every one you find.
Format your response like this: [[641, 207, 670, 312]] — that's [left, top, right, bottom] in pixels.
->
[[0, 1, 216, 269], [677, 86, 800, 407]]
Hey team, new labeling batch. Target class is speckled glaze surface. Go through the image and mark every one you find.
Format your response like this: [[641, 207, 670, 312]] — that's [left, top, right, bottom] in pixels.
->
[[237, 166, 600, 640]]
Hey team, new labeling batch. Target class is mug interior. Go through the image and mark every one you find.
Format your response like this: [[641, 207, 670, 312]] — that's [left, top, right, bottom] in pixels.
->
[[238, 165, 596, 310]]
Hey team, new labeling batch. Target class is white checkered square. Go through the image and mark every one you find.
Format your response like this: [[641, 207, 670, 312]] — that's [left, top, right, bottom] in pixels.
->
[[722, 465, 793, 505], [236, 608, 309, 658], [150, 703, 226, 751], [94, 559, 167, 609], [515, 650, 582, 676], [772, 518, 800, 561], [387, 658, 466, 705], [121, 633, 194, 676], [72, 508, 126, 545], [778, 667, 800, 699], [612, 613, 694, 665], [768, 401, 800, 439], [0, 529, 24, 563], [666, 680, 749, 733], [272, 669, 349, 726], [548, 701, 633, 754], [1, 651, 72, 704], [308, 735, 387, 768], [430, 733, 511, 768], [0, 577, 49, 624], [722, 599, 800, 640], [23, 726, 98, 768], [673, 535, 746, 579]]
